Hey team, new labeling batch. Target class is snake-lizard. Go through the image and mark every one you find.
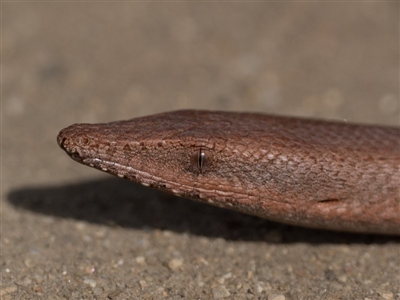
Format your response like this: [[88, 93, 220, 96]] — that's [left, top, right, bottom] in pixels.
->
[[57, 110, 400, 235]]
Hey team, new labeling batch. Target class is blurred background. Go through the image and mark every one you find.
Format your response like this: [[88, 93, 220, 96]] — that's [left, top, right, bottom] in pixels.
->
[[3, 2, 399, 299]]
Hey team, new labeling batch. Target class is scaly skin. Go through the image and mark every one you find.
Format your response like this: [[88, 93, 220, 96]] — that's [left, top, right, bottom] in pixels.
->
[[57, 110, 400, 234]]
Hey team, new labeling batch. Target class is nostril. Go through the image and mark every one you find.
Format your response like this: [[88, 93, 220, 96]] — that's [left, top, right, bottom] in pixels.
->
[[57, 132, 68, 149], [60, 137, 67, 148]]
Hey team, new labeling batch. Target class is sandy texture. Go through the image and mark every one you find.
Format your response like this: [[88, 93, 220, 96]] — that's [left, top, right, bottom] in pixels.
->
[[2, 3, 399, 299]]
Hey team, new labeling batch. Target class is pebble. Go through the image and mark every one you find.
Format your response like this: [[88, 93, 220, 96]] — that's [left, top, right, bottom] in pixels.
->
[[0, 285, 17, 296], [83, 278, 97, 288], [380, 292, 394, 300], [135, 256, 146, 265], [139, 280, 148, 290], [168, 258, 184, 271], [268, 294, 285, 300], [212, 285, 231, 298]]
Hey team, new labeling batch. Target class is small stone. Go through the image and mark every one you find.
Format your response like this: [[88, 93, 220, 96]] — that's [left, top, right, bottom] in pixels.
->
[[113, 259, 124, 268], [256, 281, 271, 293], [268, 294, 285, 300], [94, 230, 106, 238], [75, 221, 87, 231], [0, 285, 18, 296], [135, 256, 146, 264], [108, 289, 122, 298], [24, 258, 34, 268], [85, 266, 95, 274], [168, 258, 184, 271], [83, 278, 97, 288], [139, 280, 148, 290], [212, 285, 231, 298], [381, 292, 394, 300], [222, 272, 232, 279]]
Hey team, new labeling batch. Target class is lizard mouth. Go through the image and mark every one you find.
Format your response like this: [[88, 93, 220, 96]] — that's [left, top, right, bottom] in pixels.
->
[[58, 138, 84, 163], [57, 125, 87, 163]]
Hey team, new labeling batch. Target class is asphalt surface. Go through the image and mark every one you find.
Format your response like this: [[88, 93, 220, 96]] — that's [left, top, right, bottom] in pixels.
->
[[2, 3, 400, 299]]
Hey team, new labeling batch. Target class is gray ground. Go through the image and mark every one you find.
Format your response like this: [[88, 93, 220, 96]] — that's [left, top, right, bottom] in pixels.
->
[[2, 2, 400, 299]]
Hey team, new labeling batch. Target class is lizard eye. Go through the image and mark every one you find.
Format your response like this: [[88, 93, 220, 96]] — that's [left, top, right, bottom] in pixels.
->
[[190, 149, 209, 172]]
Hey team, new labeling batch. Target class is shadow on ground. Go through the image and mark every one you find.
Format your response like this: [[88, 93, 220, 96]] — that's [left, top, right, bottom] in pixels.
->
[[7, 177, 399, 244]]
